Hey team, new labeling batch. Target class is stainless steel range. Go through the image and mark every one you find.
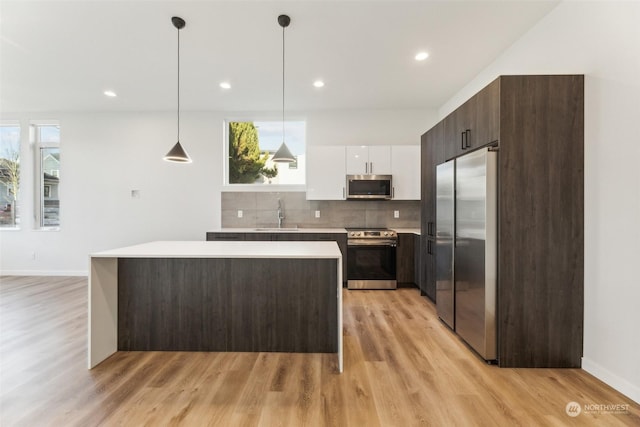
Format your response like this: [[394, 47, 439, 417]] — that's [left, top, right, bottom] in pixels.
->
[[346, 228, 397, 289]]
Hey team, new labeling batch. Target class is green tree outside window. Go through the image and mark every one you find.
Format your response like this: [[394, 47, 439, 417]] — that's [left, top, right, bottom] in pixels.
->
[[228, 122, 271, 183]]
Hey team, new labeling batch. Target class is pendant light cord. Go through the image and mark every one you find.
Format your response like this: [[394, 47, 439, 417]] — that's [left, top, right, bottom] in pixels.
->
[[177, 26, 181, 142], [282, 22, 285, 143]]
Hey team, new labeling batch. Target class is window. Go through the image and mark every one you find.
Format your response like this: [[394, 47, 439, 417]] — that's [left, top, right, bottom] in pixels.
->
[[0, 124, 21, 228], [31, 122, 60, 228], [226, 120, 305, 186]]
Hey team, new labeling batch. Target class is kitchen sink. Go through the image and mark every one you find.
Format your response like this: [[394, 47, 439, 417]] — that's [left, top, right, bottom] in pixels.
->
[[253, 227, 299, 232]]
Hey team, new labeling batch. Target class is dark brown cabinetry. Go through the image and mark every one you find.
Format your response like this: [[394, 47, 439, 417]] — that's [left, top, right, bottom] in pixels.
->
[[413, 234, 421, 289], [443, 79, 500, 160], [206, 232, 246, 241], [473, 78, 500, 147], [205, 232, 268, 241], [396, 233, 415, 286], [443, 99, 472, 159], [419, 122, 442, 301], [421, 75, 584, 368], [206, 231, 347, 283], [118, 257, 338, 353]]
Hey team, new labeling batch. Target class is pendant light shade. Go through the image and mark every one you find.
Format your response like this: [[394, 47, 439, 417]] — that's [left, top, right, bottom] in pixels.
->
[[272, 141, 295, 163], [164, 141, 191, 163], [163, 16, 192, 164], [273, 14, 295, 163]]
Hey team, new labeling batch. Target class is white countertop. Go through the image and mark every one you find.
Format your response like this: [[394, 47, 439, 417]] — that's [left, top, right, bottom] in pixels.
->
[[212, 227, 421, 234], [211, 228, 347, 234], [393, 228, 421, 235], [91, 240, 342, 259]]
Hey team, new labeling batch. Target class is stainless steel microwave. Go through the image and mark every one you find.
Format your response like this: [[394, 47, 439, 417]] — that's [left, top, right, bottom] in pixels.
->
[[346, 175, 392, 200]]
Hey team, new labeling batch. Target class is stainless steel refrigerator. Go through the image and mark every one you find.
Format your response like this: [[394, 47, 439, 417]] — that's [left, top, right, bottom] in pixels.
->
[[436, 147, 497, 361]]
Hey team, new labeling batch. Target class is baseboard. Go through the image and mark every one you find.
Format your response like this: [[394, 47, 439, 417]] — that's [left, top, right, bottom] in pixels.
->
[[0, 270, 88, 277], [582, 357, 640, 404]]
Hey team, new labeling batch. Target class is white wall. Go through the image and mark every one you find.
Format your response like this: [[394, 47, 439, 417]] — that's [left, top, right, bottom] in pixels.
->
[[438, 1, 640, 404], [0, 108, 434, 275]]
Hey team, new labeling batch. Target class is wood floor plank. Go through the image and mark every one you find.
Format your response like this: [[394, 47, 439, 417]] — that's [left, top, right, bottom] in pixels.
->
[[1, 276, 639, 426]]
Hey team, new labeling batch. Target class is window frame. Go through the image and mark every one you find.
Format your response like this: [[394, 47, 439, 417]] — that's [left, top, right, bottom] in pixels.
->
[[31, 121, 61, 230], [0, 122, 21, 229], [222, 117, 307, 192]]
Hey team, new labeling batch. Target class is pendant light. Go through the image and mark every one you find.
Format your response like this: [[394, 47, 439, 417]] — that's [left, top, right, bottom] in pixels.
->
[[272, 14, 295, 163], [163, 16, 192, 163]]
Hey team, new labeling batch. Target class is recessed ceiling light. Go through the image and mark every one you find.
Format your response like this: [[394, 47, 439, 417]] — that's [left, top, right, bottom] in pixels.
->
[[220, 82, 231, 89], [415, 51, 429, 61], [313, 80, 325, 88], [103, 90, 117, 97]]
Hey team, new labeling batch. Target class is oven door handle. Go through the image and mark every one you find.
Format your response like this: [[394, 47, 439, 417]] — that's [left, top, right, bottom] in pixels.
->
[[348, 240, 397, 247]]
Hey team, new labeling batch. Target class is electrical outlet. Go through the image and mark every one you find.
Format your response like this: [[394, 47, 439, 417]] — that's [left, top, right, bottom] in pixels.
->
[[315, 210, 321, 218], [394, 210, 400, 218], [237, 210, 243, 218]]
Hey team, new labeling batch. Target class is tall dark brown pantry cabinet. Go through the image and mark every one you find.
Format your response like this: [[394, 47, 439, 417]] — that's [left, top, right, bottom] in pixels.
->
[[420, 75, 584, 368], [420, 121, 443, 301]]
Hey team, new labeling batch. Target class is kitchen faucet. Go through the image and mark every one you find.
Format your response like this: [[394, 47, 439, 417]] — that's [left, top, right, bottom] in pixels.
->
[[277, 198, 285, 228]]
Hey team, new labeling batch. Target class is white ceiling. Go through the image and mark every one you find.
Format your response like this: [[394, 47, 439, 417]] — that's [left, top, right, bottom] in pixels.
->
[[0, 0, 560, 113]]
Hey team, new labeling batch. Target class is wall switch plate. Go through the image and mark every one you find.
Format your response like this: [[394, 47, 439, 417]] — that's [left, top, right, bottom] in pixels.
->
[[131, 189, 140, 198], [237, 210, 243, 218], [315, 210, 321, 218], [394, 210, 400, 218]]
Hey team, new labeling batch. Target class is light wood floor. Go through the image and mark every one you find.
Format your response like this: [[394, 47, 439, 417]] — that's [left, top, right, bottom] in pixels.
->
[[1, 276, 638, 426]]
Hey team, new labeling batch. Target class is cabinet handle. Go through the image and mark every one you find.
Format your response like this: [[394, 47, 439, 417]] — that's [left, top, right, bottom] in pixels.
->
[[392, 187, 395, 198], [461, 131, 465, 150], [365, 162, 368, 174], [370, 162, 373, 174], [465, 129, 471, 148], [427, 240, 432, 254], [343, 187, 346, 198]]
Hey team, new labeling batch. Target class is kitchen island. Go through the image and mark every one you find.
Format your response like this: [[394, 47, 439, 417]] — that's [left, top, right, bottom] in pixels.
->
[[89, 241, 343, 372]]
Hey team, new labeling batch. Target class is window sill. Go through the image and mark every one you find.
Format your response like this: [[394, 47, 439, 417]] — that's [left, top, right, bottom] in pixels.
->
[[222, 184, 306, 192]]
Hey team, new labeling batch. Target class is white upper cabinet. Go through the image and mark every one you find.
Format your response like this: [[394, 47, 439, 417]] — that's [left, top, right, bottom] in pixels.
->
[[345, 146, 368, 174], [346, 146, 391, 175], [391, 145, 420, 200], [306, 145, 418, 200], [368, 146, 392, 175], [306, 146, 346, 200]]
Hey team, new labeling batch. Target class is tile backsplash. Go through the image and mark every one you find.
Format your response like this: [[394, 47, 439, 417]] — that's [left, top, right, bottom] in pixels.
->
[[221, 192, 420, 229]]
